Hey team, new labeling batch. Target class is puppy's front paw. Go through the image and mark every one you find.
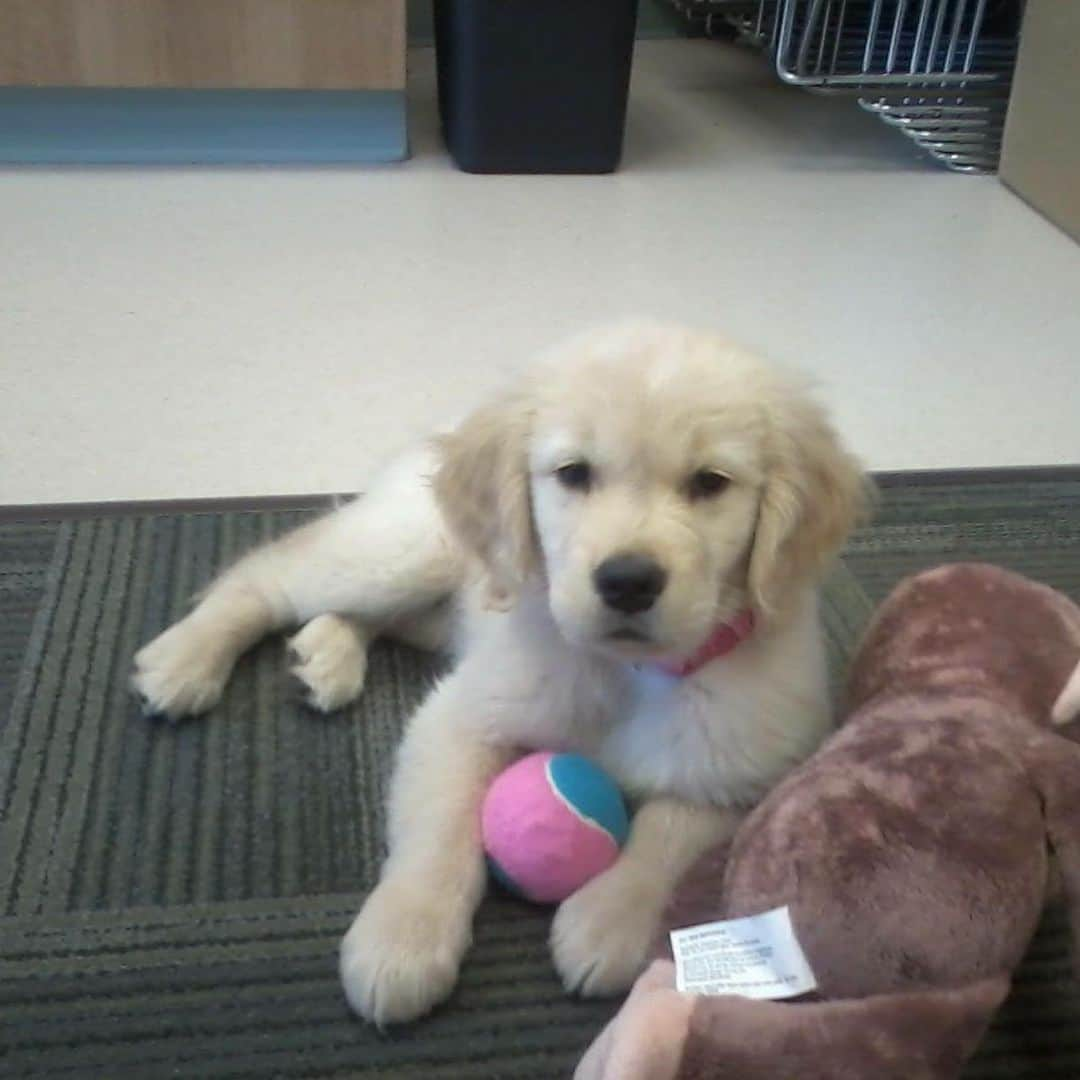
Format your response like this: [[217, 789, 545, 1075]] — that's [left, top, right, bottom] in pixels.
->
[[288, 614, 368, 713], [551, 864, 663, 998], [340, 876, 470, 1025], [132, 617, 231, 719]]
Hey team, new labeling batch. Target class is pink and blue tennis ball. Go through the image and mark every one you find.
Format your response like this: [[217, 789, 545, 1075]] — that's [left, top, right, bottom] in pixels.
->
[[481, 751, 630, 904]]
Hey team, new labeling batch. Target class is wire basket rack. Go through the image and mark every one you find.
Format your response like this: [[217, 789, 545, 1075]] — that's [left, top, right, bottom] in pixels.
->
[[665, 0, 1023, 172]]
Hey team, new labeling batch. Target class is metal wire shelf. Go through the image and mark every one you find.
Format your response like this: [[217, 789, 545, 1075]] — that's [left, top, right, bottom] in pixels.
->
[[664, 0, 1022, 172]]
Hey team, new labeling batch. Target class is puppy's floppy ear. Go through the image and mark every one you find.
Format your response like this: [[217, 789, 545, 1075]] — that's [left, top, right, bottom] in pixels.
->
[[434, 391, 537, 606], [748, 381, 872, 620]]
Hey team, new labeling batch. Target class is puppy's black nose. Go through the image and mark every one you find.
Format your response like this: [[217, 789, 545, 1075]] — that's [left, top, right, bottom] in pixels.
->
[[593, 554, 667, 614]]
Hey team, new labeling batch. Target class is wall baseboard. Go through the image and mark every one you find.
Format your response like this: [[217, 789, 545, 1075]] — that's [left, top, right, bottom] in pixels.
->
[[0, 87, 407, 164]]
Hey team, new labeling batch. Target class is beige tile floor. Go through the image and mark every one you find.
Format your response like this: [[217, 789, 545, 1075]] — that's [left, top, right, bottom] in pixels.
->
[[2, 41, 1078, 505]]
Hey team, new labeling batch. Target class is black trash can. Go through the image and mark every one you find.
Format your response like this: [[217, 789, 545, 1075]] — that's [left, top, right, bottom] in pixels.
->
[[434, 0, 639, 174]]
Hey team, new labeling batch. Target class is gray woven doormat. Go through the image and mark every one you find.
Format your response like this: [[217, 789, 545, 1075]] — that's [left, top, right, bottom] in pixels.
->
[[1, 470, 1079, 1078]]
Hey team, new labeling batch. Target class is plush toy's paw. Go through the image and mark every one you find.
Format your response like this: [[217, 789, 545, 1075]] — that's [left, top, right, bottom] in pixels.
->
[[132, 617, 231, 719], [340, 876, 469, 1025], [574, 961, 692, 1080], [288, 614, 368, 713], [551, 862, 662, 997]]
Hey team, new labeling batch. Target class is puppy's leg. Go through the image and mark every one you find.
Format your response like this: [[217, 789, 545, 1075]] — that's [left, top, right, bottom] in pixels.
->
[[551, 797, 741, 997], [340, 673, 516, 1025], [131, 571, 278, 720], [133, 445, 464, 719], [287, 613, 373, 713], [292, 602, 456, 714], [387, 598, 457, 654]]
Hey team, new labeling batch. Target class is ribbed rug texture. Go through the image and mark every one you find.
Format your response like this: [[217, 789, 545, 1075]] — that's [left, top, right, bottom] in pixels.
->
[[1, 473, 1079, 1078]]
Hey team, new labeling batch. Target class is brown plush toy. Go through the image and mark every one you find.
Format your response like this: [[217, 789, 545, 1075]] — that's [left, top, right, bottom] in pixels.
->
[[577, 563, 1080, 1080]]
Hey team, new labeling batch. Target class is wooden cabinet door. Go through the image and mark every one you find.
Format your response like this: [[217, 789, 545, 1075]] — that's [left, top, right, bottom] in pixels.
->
[[0, 0, 405, 90]]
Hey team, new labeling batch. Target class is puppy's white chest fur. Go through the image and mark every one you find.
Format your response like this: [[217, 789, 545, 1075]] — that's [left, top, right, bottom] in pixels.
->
[[597, 641, 827, 807], [604, 593, 832, 807], [460, 588, 832, 809], [597, 666, 755, 805]]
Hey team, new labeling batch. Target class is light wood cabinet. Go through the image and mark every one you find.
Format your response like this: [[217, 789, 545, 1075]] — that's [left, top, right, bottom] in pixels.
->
[[0, 0, 405, 91]]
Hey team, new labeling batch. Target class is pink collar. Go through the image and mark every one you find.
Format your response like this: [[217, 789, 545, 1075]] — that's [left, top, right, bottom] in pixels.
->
[[653, 609, 756, 678]]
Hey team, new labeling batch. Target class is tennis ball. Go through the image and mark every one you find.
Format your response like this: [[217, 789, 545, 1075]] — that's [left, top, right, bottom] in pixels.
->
[[482, 751, 630, 904]]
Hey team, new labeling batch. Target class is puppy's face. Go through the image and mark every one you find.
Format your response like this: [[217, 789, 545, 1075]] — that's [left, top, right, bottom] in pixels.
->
[[529, 374, 765, 659], [437, 324, 869, 660]]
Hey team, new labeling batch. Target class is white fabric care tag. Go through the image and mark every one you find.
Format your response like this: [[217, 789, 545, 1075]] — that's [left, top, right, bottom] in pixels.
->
[[670, 905, 817, 1000]]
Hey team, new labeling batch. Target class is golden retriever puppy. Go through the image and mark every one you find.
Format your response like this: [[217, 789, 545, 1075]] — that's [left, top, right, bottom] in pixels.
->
[[132, 323, 869, 1025]]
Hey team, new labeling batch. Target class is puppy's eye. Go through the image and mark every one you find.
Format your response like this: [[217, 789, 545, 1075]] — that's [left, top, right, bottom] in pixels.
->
[[555, 462, 593, 492], [687, 469, 731, 500]]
